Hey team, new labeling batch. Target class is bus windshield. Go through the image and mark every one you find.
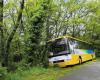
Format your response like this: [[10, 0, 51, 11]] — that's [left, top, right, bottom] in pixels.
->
[[48, 38, 69, 54]]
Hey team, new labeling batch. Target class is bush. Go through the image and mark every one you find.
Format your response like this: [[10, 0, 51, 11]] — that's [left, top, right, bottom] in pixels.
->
[[95, 49, 100, 57], [0, 67, 7, 80]]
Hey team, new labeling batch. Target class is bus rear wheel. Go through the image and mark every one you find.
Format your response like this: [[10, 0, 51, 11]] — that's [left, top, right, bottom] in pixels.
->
[[79, 56, 82, 64], [91, 54, 94, 60]]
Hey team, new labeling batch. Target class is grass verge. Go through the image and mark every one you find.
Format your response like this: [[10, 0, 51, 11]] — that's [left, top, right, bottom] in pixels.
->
[[6, 61, 94, 80]]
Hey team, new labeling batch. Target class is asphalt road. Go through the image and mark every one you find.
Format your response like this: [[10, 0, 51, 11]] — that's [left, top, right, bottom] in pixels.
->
[[59, 61, 100, 80]]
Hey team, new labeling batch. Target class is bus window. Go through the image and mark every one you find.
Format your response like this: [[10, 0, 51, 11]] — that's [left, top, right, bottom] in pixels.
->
[[76, 41, 92, 50], [68, 38, 93, 52], [68, 39, 77, 54], [48, 38, 70, 55]]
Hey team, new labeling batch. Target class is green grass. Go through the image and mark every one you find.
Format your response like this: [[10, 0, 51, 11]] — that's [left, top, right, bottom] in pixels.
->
[[6, 61, 94, 80]]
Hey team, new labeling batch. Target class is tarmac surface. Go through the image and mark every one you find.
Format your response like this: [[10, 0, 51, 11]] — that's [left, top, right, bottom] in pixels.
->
[[58, 61, 100, 80]]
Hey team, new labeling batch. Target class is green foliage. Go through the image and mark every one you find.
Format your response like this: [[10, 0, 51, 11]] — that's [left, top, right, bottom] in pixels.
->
[[6, 61, 92, 80], [24, 0, 52, 66], [0, 0, 100, 74], [0, 67, 7, 80]]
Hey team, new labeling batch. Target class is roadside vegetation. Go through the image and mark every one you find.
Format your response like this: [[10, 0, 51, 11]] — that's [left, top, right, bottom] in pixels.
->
[[6, 61, 93, 80], [0, 0, 100, 80]]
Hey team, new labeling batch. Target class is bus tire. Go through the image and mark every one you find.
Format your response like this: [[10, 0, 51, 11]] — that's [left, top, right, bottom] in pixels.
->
[[91, 54, 93, 60], [79, 56, 82, 64]]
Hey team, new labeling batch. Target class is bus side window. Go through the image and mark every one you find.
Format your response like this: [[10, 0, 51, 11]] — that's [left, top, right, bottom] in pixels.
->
[[68, 39, 75, 54], [63, 38, 70, 54]]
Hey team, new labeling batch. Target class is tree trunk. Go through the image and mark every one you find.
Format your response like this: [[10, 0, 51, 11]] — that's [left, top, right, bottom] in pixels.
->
[[0, 0, 4, 66], [3, 0, 25, 67]]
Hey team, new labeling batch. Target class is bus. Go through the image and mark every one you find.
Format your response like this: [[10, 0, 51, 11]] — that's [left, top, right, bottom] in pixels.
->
[[47, 36, 96, 67]]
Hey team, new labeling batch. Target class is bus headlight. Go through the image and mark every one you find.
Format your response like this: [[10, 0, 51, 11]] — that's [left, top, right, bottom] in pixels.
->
[[66, 55, 72, 60], [50, 52, 53, 56]]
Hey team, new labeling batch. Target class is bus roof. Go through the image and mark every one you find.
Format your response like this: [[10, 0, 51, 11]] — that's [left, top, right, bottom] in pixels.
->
[[47, 35, 92, 44]]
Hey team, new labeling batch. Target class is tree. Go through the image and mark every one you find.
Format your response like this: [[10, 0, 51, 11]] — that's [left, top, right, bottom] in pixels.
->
[[24, 0, 52, 66], [0, 0, 100, 71], [3, 0, 25, 67], [0, 0, 4, 66]]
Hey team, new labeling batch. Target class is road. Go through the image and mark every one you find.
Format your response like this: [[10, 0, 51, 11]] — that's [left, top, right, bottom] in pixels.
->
[[58, 61, 100, 80]]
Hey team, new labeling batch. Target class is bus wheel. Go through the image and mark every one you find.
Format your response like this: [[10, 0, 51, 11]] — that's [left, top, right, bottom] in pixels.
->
[[91, 54, 93, 60], [79, 56, 82, 64]]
